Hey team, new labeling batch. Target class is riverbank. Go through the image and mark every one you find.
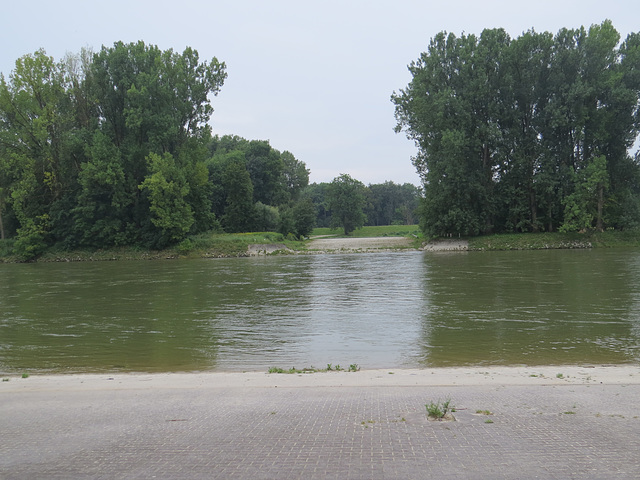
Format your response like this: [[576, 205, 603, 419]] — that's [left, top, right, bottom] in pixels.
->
[[3, 365, 638, 391], [3, 365, 640, 479], [2, 228, 640, 262]]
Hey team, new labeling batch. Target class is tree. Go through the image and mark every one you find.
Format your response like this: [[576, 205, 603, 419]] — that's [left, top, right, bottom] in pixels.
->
[[139, 152, 194, 246], [221, 157, 255, 233], [393, 22, 640, 236], [88, 41, 226, 246], [560, 155, 610, 232], [0, 49, 72, 258], [365, 181, 421, 226], [326, 174, 367, 235]]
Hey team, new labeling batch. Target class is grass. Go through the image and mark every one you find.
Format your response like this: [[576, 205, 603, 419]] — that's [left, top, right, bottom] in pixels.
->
[[2, 231, 307, 263], [425, 398, 454, 420], [311, 225, 421, 239], [6, 225, 639, 263], [467, 229, 640, 251], [268, 363, 360, 374], [476, 410, 493, 416], [1, 225, 423, 263]]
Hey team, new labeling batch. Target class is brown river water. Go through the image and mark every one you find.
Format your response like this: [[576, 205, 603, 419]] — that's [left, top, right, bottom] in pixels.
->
[[1, 249, 639, 374]]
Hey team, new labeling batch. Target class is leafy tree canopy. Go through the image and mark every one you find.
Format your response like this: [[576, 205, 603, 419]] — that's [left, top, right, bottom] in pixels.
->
[[326, 174, 367, 235], [393, 20, 640, 236]]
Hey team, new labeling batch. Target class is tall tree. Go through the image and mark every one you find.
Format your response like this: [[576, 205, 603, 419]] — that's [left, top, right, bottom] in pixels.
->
[[0, 50, 73, 258], [326, 174, 367, 235], [221, 157, 254, 233], [393, 22, 640, 236]]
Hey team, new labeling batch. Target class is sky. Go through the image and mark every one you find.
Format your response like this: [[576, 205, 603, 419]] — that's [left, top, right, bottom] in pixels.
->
[[1, 1, 639, 186]]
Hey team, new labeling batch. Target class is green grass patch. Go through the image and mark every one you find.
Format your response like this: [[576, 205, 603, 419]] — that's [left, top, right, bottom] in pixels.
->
[[467, 230, 640, 251], [268, 363, 360, 374], [311, 225, 421, 239], [3, 231, 308, 263], [475, 410, 493, 415]]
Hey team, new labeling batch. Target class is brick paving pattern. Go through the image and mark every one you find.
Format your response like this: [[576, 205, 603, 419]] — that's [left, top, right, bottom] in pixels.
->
[[2, 382, 640, 479]]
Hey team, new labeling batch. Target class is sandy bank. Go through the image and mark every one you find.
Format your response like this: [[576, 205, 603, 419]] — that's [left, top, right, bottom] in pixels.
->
[[2, 365, 638, 393], [422, 238, 469, 251], [306, 236, 414, 253]]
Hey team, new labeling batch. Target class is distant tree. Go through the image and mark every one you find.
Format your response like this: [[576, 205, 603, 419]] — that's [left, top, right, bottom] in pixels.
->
[[221, 158, 255, 233], [254, 201, 280, 232], [304, 182, 331, 227], [365, 181, 420, 226], [209, 135, 309, 208], [327, 174, 367, 235], [280, 197, 316, 238], [281, 150, 310, 202]]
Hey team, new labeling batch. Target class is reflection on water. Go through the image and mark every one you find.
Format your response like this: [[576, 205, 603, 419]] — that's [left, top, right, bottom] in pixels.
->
[[0, 249, 639, 374], [420, 249, 640, 366]]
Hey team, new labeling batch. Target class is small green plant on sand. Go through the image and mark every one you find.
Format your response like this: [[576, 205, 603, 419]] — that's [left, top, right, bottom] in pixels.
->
[[426, 398, 454, 420], [556, 373, 564, 379], [269, 363, 361, 374], [476, 410, 493, 416], [21, 373, 29, 379]]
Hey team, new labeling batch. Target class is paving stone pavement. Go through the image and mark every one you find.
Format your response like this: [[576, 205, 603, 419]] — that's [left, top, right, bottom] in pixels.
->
[[2, 381, 640, 479]]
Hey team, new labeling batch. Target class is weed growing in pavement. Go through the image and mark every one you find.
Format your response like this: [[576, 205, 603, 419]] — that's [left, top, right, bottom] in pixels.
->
[[476, 410, 493, 416], [484, 419, 494, 424], [426, 398, 454, 421]]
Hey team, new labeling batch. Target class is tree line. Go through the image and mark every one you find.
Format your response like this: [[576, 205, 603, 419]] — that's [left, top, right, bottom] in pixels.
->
[[393, 20, 640, 236], [0, 42, 419, 259]]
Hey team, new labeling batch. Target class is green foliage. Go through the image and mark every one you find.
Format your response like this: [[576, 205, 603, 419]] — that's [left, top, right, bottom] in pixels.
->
[[364, 181, 420, 226], [177, 238, 194, 254], [560, 156, 610, 233], [221, 158, 255, 233], [0, 42, 230, 256], [326, 174, 367, 235], [139, 152, 194, 247], [13, 214, 49, 261], [311, 224, 420, 238], [425, 398, 454, 420], [254, 201, 281, 232], [393, 21, 640, 236]]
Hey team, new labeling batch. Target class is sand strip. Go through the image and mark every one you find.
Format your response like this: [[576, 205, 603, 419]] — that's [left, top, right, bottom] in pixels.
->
[[2, 365, 638, 393]]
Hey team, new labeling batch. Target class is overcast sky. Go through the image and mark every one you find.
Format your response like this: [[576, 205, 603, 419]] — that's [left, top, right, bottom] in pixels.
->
[[1, 1, 638, 185]]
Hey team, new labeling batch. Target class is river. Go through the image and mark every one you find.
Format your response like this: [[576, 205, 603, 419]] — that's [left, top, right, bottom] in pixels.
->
[[1, 249, 639, 374]]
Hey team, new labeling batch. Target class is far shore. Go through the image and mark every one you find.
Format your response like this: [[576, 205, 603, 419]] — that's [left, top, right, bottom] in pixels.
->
[[3, 228, 640, 263], [2, 365, 638, 393]]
